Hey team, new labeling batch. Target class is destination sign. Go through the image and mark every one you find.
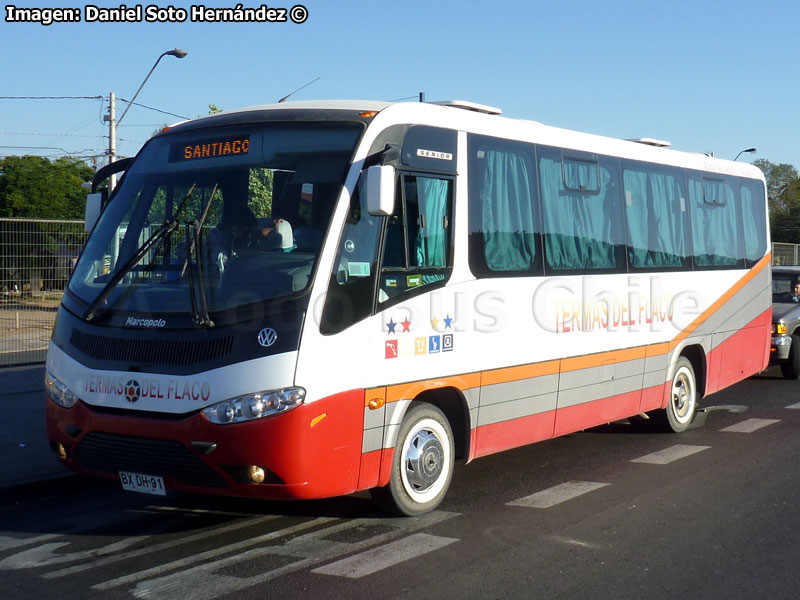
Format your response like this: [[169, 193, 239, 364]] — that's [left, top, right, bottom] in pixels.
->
[[171, 136, 250, 162]]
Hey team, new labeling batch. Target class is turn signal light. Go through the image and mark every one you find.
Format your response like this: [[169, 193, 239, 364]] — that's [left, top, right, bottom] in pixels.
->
[[774, 323, 788, 335]]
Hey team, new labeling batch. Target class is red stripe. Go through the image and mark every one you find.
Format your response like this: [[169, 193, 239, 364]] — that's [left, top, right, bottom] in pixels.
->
[[705, 308, 771, 395], [473, 411, 556, 459], [553, 389, 641, 437]]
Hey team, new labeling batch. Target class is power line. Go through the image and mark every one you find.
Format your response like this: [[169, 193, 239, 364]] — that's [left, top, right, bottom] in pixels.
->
[[118, 98, 189, 120], [0, 131, 104, 138], [0, 95, 103, 100]]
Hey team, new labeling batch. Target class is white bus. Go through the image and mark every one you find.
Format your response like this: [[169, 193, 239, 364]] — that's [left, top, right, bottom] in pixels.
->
[[45, 99, 770, 515]]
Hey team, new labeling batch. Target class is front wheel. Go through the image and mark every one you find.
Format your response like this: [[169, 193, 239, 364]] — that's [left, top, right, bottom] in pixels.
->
[[652, 357, 698, 433], [371, 404, 454, 517]]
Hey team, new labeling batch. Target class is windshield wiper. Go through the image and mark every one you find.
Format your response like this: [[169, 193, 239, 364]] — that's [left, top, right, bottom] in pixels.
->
[[83, 184, 197, 322], [183, 184, 218, 328]]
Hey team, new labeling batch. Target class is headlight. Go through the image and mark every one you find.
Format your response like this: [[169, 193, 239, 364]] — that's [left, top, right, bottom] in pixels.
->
[[202, 387, 305, 425], [774, 322, 788, 335], [45, 370, 79, 409]]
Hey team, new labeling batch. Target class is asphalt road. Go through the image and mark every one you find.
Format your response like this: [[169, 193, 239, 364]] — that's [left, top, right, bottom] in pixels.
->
[[2, 368, 799, 600]]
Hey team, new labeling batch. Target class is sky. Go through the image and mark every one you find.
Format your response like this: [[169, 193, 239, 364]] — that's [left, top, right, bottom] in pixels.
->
[[1, 0, 798, 170]]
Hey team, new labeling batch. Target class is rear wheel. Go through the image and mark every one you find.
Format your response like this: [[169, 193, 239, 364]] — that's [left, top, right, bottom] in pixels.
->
[[371, 404, 454, 517], [780, 335, 800, 379], [651, 357, 697, 433]]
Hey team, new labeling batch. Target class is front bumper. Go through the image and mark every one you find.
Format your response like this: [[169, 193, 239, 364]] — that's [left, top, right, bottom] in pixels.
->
[[46, 388, 366, 500]]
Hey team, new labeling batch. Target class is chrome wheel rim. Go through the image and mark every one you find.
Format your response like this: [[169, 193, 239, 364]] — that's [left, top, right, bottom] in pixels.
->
[[671, 366, 695, 424], [400, 418, 451, 503]]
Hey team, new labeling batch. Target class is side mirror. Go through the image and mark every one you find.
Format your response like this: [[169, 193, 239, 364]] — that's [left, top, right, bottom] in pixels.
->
[[84, 191, 106, 232], [365, 165, 395, 216]]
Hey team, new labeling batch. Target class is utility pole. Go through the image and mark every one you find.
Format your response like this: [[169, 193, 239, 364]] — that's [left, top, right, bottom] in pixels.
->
[[103, 92, 117, 190]]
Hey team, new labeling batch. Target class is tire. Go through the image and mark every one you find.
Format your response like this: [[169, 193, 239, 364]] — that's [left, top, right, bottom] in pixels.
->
[[651, 357, 698, 433], [780, 335, 800, 379], [370, 404, 454, 517]]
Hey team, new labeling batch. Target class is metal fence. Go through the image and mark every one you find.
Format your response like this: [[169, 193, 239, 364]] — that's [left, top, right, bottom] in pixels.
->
[[1, 218, 87, 366], [772, 242, 800, 266]]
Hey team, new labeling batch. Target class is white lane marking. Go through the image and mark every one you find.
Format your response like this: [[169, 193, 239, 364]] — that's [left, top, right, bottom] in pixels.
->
[[311, 533, 458, 578], [507, 481, 610, 509], [0, 510, 146, 552], [720, 418, 780, 433], [124, 510, 458, 600], [631, 444, 710, 465], [0, 516, 182, 570], [93, 516, 337, 590], [45, 515, 280, 579], [786, 402, 800, 410]]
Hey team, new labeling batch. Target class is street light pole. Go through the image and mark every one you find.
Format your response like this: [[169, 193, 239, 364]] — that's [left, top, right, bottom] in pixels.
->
[[107, 92, 117, 189], [734, 147, 757, 161], [105, 48, 187, 191]]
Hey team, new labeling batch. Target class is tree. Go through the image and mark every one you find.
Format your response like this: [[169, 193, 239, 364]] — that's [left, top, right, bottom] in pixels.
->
[[0, 156, 93, 218], [754, 159, 800, 243]]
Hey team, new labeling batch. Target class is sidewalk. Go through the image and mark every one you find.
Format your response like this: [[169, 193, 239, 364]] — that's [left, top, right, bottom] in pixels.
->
[[0, 364, 71, 488]]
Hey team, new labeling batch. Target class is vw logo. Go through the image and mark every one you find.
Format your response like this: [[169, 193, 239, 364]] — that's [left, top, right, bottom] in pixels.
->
[[258, 327, 278, 347]]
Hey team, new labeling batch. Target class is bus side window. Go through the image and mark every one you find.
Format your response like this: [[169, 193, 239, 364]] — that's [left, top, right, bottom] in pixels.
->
[[378, 174, 453, 305]]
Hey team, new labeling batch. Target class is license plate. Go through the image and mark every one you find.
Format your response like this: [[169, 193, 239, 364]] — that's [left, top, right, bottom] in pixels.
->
[[119, 471, 167, 496]]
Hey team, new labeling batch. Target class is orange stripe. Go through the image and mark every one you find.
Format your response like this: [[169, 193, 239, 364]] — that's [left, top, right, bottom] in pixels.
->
[[371, 254, 770, 403], [482, 360, 559, 386], [365, 387, 386, 408], [385, 372, 481, 404], [669, 253, 770, 350], [561, 345, 647, 372]]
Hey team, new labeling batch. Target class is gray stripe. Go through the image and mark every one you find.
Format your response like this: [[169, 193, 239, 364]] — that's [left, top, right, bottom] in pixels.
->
[[477, 392, 558, 427], [362, 428, 384, 454], [363, 404, 385, 430], [463, 387, 481, 411], [559, 358, 646, 391], [644, 352, 668, 374], [643, 369, 666, 389], [556, 373, 643, 409], [480, 374, 558, 406]]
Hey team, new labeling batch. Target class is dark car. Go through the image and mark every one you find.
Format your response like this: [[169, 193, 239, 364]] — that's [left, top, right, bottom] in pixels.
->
[[771, 266, 800, 378]]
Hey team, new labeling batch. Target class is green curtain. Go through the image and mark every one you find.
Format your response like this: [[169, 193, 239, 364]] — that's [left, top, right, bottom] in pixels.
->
[[479, 150, 536, 271], [414, 177, 449, 268], [740, 182, 767, 264], [688, 178, 739, 266], [540, 156, 617, 270], [623, 168, 686, 268]]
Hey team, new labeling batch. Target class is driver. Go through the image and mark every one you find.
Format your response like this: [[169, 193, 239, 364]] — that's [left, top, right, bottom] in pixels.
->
[[207, 203, 257, 275]]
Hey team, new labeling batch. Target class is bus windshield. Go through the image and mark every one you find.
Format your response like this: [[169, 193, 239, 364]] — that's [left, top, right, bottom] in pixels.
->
[[69, 122, 362, 321]]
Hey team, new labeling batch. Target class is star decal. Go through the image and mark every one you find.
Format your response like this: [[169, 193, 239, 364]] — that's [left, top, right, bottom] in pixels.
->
[[401, 317, 412, 333], [443, 314, 454, 329], [386, 318, 397, 334], [430, 316, 440, 330]]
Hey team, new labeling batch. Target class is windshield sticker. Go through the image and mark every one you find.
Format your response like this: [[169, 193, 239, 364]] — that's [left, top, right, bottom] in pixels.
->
[[171, 135, 250, 162], [348, 262, 371, 277]]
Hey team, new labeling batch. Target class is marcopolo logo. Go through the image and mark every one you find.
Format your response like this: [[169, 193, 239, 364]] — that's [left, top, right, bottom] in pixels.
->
[[125, 317, 167, 328]]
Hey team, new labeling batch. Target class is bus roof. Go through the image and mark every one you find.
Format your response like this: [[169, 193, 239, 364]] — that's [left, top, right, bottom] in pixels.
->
[[166, 99, 765, 181]]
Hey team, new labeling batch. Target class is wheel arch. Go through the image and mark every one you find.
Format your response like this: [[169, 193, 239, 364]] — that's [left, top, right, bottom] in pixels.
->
[[406, 386, 472, 462], [676, 344, 707, 400]]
